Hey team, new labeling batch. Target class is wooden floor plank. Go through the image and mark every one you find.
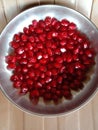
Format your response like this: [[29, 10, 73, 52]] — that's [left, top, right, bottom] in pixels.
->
[[58, 112, 79, 130], [8, 103, 24, 130], [55, 0, 76, 9], [40, 0, 54, 4], [17, 0, 40, 12], [44, 117, 58, 130], [1, 0, 19, 22], [24, 114, 44, 130], [75, 0, 93, 18], [91, 0, 98, 27], [79, 102, 94, 130], [0, 91, 9, 130], [92, 93, 98, 130], [0, 0, 7, 32]]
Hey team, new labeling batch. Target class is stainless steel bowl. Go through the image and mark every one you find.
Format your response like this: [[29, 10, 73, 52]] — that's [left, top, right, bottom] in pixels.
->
[[0, 5, 98, 116]]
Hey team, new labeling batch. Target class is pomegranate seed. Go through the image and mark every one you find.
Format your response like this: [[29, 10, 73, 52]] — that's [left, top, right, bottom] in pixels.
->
[[28, 56, 37, 63], [23, 27, 31, 35], [39, 65, 47, 72], [45, 16, 52, 25], [60, 39, 67, 46], [35, 27, 43, 34], [20, 59, 28, 65], [51, 17, 57, 26], [29, 36, 35, 43], [46, 70, 52, 77], [39, 20, 45, 28], [63, 90, 72, 99], [7, 63, 16, 69], [27, 79, 33, 86], [30, 90, 39, 99], [10, 74, 19, 81], [28, 25, 34, 32], [68, 22, 76, 30], [21, 34, 28, 42], [39, 33, 46, 42], [20, 86, 28, 94], [16, 47, 24, 54], [13, 34, 20, 42], [61, 19, 70, 26], [22, 66, 28, 73], [32, 20, 38, 28], [13, 80, 22, 88], [45, 77, 52, 83], [56, 56, 63, 63], [10, 41, 19, 48]]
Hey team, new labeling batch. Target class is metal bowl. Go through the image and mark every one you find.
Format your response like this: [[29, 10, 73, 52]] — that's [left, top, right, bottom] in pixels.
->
[[0, 5, 98, 116]]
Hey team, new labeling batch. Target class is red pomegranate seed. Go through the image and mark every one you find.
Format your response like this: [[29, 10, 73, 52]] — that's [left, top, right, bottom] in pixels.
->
[[13, 80, 22, 88], [63, 90, 72, 99], [28, 25, 34, 32], [68, 22, 76, 30], [60, 39, 67, 46], [10, 74, 19, 81], [56, 56, 63, 63], [35, 27, 43, 34], [61, 19, 70, 26], [16, 47, 24, 54], [28, 36, 35, 43], [28, 70, 35, 78], [45, 16, 52, 25], [13, 34, 20, 42], [7, 63, 16, 69], [28, 56, 37, 63], [10, 41, 19, 48], [27, 79, 33, 86], [46, 70, 52, 77], [32, 20, 38, 28], [30, 90, 39, 99], [20, 59, 28, 65], [23, 27, 31, 35], [22, 66, 28, 73], [21, 34, 28, 42]]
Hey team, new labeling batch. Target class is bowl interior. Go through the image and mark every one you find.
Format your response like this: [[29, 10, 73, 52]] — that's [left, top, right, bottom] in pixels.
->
[[0, 5, 98, 116]]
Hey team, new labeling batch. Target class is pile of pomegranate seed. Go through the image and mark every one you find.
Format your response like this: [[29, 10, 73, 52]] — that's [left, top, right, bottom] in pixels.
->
[[6, 16, 95, 104]]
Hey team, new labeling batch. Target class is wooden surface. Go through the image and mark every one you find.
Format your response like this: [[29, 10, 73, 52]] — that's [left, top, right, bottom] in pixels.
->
[[0, 0, 98, 130]]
